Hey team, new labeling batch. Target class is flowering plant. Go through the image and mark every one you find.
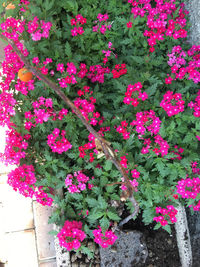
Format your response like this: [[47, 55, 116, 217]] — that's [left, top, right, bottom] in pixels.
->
[[0, 0, 200, 256]]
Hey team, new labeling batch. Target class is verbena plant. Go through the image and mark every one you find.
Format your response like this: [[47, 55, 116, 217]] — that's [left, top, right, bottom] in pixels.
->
[[0, 0, 200, 254]]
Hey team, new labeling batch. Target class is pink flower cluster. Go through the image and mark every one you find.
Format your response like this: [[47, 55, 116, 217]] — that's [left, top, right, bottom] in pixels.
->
[[167, 45, 200, 84], [0, 41, 29, 128], [7, 164, 53, 205], [1, 17, 25, 41], [167, 45, 187, 68], [191, 162, 200, 176], [120, 155, 128, 168], [55, 62, 77, 88], [87, 64, 110, 83], [57, 220, 86, 251], [27, 17, 52, 41], [24, 97, 54, 130], [78, 133, 96, 161], [0, 91, 16, 126], [71, 14, 87, 36], [47, 128, 72, 154], [141, 135, 169, 157], [65, 171, 91, 193], [177, 177, 200, 199], [152, 135, 170, 157], [127, 1, 188, 52], [177, 176, 200, 211], [77, 63, 88, 79], [93, 14, 112, 34], [74, 86, 102, 126], [186, 45, 200, 84], [160, 91, 185, 116], [58, 75, 77, 88], [77, 85, 91, 97], [115, 109, 169, 156], [24, 96, 68, 129], [93, 226, 118, 248], [123, 82, 148, 106], [153, 205, 178, 226], [116, 121, 130, 140], [8, 164, 36, 198], [19, 0, 30, 12], [121, 168, 141, 191], [1, 44, 24, 82], [176, 162, 200, 211], [34, 186, 53, 206], [15, 79, 34, 95], [188, 90, 200, 117], [66, 62, 77, 75], [130, 110, 161, 135], [0, 129, 29, 165], [112, 64, 127, 79], [31, 57, 52, 76]]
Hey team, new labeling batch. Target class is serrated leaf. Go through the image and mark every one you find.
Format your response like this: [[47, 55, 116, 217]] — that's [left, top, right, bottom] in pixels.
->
[[65, 41, 72, 58], [88, 211, 104, 221], [107, 211, 120, 221], [81, 246, 94, 258], [86, 197, 99, 208], [98, 195, 108, 209], [163, 224, 171, 234], [99, 216, 110, 233]]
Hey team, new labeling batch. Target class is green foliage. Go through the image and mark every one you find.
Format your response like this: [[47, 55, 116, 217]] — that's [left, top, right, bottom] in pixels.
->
[[1, 0, 200, 255]]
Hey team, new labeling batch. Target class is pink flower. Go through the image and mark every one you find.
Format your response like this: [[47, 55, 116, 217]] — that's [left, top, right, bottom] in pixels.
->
[[57, 63, 65, 73], [127, 21, 133, 28]]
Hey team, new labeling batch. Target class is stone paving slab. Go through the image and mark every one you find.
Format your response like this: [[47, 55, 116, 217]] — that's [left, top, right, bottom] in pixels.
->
[[4, 229, 39, 267], [33, 201, 56, 261], [0, 174, 34, 232]]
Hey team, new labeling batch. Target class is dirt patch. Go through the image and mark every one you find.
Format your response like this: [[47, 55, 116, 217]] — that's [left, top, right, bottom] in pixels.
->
[[123, 213, 181, 267]]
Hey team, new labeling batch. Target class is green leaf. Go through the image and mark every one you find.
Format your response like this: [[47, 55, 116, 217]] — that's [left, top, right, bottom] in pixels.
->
[[154, 224, 161, 230], [104, 161, 112, 171], [81, 246, 94, 258], [86, 197, 99, 208], [99, 216, 110, 233], [88, 211, 104, 221], [65, 41, 72, 58], [107, 211, 120, 221], [98, 195, 108, 209], [163, 224, 171, 234]]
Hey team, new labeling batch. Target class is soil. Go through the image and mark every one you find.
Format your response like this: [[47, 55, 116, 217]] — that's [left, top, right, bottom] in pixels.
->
[[122, 213, 181, 267]]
